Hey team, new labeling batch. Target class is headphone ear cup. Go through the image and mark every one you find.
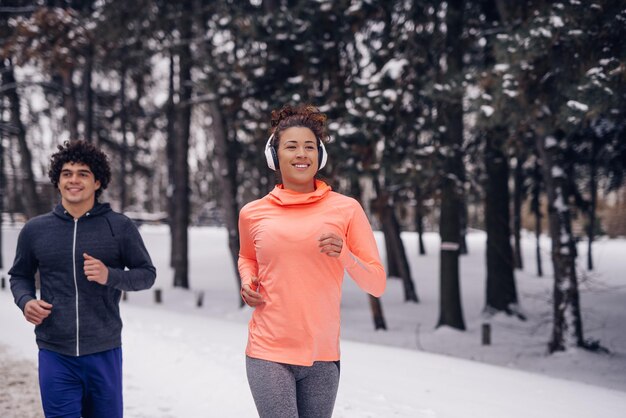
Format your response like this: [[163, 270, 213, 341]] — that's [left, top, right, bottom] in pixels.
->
[[270, 146, 279, 170], [264, 135, 278, 171], [318, 141, 328, 170]]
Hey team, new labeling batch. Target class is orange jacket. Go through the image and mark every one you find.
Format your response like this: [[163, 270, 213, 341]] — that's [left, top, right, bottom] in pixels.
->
[[238, 180, 386, 366]]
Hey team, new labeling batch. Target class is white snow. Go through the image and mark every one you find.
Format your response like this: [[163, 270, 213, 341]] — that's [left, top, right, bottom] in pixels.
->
[[551, 166, 565, 178], [586, 67, 604, 77], [550, 15, 565, 28], [567, 100, 589, 112], [1, 226, 626, 417], [553, 190, 568, 213], [372, 58, 409, 82], [545, 135, 557, 148], [382, 89, 398, 102], [531, 27, 552, 38], [493, 64, 510, 72], [480, 105, 495, 117]]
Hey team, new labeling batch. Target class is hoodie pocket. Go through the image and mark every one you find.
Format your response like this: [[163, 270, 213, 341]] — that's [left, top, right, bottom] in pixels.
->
[[36, 296, 76, 342]]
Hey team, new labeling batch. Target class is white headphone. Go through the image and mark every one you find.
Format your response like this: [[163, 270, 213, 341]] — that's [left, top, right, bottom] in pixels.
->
[[264, 133, 328, 171]]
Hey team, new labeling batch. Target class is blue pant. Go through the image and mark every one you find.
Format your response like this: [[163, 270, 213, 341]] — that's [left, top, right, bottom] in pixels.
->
[[38, 348, 123, 418]]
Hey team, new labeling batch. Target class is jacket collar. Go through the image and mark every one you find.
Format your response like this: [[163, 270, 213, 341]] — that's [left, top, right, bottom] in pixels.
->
[[267, 180, 331, 207], [52, 202, 112, 220]]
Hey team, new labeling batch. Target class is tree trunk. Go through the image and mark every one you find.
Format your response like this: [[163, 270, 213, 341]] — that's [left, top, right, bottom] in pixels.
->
[[1, 59, 41, 218], [0, 97, 4, 271], [385, 229, 400, 278], [537, 133, 590, 353], [436, 0, 465, 330], [587, 139, 597, 271], [6, 126, 20, 219], [119, 66, 128, 211], [438, 176, 465, 329], [194, 1, 244, 304], [415, 191, 426, 255], [352, 176, 387, 329], [368, 294, 387, 330], [484, 130, 521, 317], [84, 45, 94, 142], [208, 101, 243, 305], [513, 152, 524, 269], [531, 153, 543, 277], [166, 54, 176, 268], [373, 179, 418, 302], [459, 194, 468, 255], [172, 1, 193, 288], [380, 168, 398, 274], [535, 207, 543, 277], [61, 68, 79, 141], [385, 207, 418, 301]]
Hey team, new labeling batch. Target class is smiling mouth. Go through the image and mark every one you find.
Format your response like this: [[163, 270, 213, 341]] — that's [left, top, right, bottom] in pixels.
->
[[293, 164, 310, 169]]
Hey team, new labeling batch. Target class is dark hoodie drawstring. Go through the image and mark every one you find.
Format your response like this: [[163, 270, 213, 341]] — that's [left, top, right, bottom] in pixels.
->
[[104, 215, 116, 237]]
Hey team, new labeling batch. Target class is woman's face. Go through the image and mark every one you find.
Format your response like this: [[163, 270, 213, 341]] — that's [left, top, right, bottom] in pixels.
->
[[277, 126, 319, 193]]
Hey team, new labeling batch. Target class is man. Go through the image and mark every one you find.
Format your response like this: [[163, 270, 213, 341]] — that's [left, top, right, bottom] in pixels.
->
[[9, 140, 156, 418]]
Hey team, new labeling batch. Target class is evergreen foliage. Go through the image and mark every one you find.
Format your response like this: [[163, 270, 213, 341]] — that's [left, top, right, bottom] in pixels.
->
[[1, 0, 624, 343]]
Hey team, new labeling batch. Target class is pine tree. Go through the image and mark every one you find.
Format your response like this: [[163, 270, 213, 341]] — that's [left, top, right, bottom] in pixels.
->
[[435, 0, 466, 330], [492, 0, 624, 352], [470, 0, 523, 317]]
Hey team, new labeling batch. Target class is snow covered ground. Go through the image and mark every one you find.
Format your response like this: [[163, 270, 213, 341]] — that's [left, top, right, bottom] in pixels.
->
[[1, 224, 625, 417]]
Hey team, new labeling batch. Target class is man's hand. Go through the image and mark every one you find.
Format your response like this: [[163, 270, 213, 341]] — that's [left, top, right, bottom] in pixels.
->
[[83, 253, 109, 285], [24, 300, 52, 325], [241, 277, 264, 307], [318, 232, 344, 258]]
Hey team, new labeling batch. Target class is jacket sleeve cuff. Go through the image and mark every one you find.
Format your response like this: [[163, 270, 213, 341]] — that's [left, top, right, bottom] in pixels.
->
[[17, 295, 35, 312], [106, 268, 122, 288]]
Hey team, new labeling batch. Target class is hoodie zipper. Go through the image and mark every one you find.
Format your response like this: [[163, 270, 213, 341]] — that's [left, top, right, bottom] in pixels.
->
[[72, 218, 80, 356]]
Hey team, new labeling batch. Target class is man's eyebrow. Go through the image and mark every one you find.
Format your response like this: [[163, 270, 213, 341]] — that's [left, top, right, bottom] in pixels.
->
[[282, 140, 316, 144], [61, 168, 93, 173]]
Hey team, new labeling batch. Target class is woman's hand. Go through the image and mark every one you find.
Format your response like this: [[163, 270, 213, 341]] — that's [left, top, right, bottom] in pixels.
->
[[241, 277, 264, 307], [318, 233, 344, 258]]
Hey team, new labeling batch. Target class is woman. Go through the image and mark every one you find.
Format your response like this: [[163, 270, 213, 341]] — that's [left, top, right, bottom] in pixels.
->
[[238, 104, 386, 418]]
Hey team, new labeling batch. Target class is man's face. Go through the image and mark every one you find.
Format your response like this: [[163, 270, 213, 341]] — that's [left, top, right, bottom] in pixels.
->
[[58, 162, 101, 208]]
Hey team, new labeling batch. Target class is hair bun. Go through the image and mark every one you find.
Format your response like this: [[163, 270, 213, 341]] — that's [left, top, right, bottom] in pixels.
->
[[269, 103, 329, 145], [271, 104, 327, 129]]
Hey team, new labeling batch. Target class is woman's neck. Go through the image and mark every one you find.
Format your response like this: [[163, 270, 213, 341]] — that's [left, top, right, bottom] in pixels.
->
[[281, 179, 316, 193]]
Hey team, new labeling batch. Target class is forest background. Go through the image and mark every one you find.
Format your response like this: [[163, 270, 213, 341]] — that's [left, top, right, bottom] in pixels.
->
[[0, 0, 625, 356]]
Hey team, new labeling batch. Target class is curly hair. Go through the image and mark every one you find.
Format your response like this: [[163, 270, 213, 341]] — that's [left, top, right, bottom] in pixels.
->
[[269, 104, 329, 147], [48, 140, 111, 200]]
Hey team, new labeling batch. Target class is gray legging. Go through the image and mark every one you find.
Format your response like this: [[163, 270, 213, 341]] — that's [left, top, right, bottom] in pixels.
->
[[246, 356, 340, 418]]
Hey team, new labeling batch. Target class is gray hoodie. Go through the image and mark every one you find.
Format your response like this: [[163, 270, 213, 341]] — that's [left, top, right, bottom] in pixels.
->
[[9, 202, 156, 356]]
